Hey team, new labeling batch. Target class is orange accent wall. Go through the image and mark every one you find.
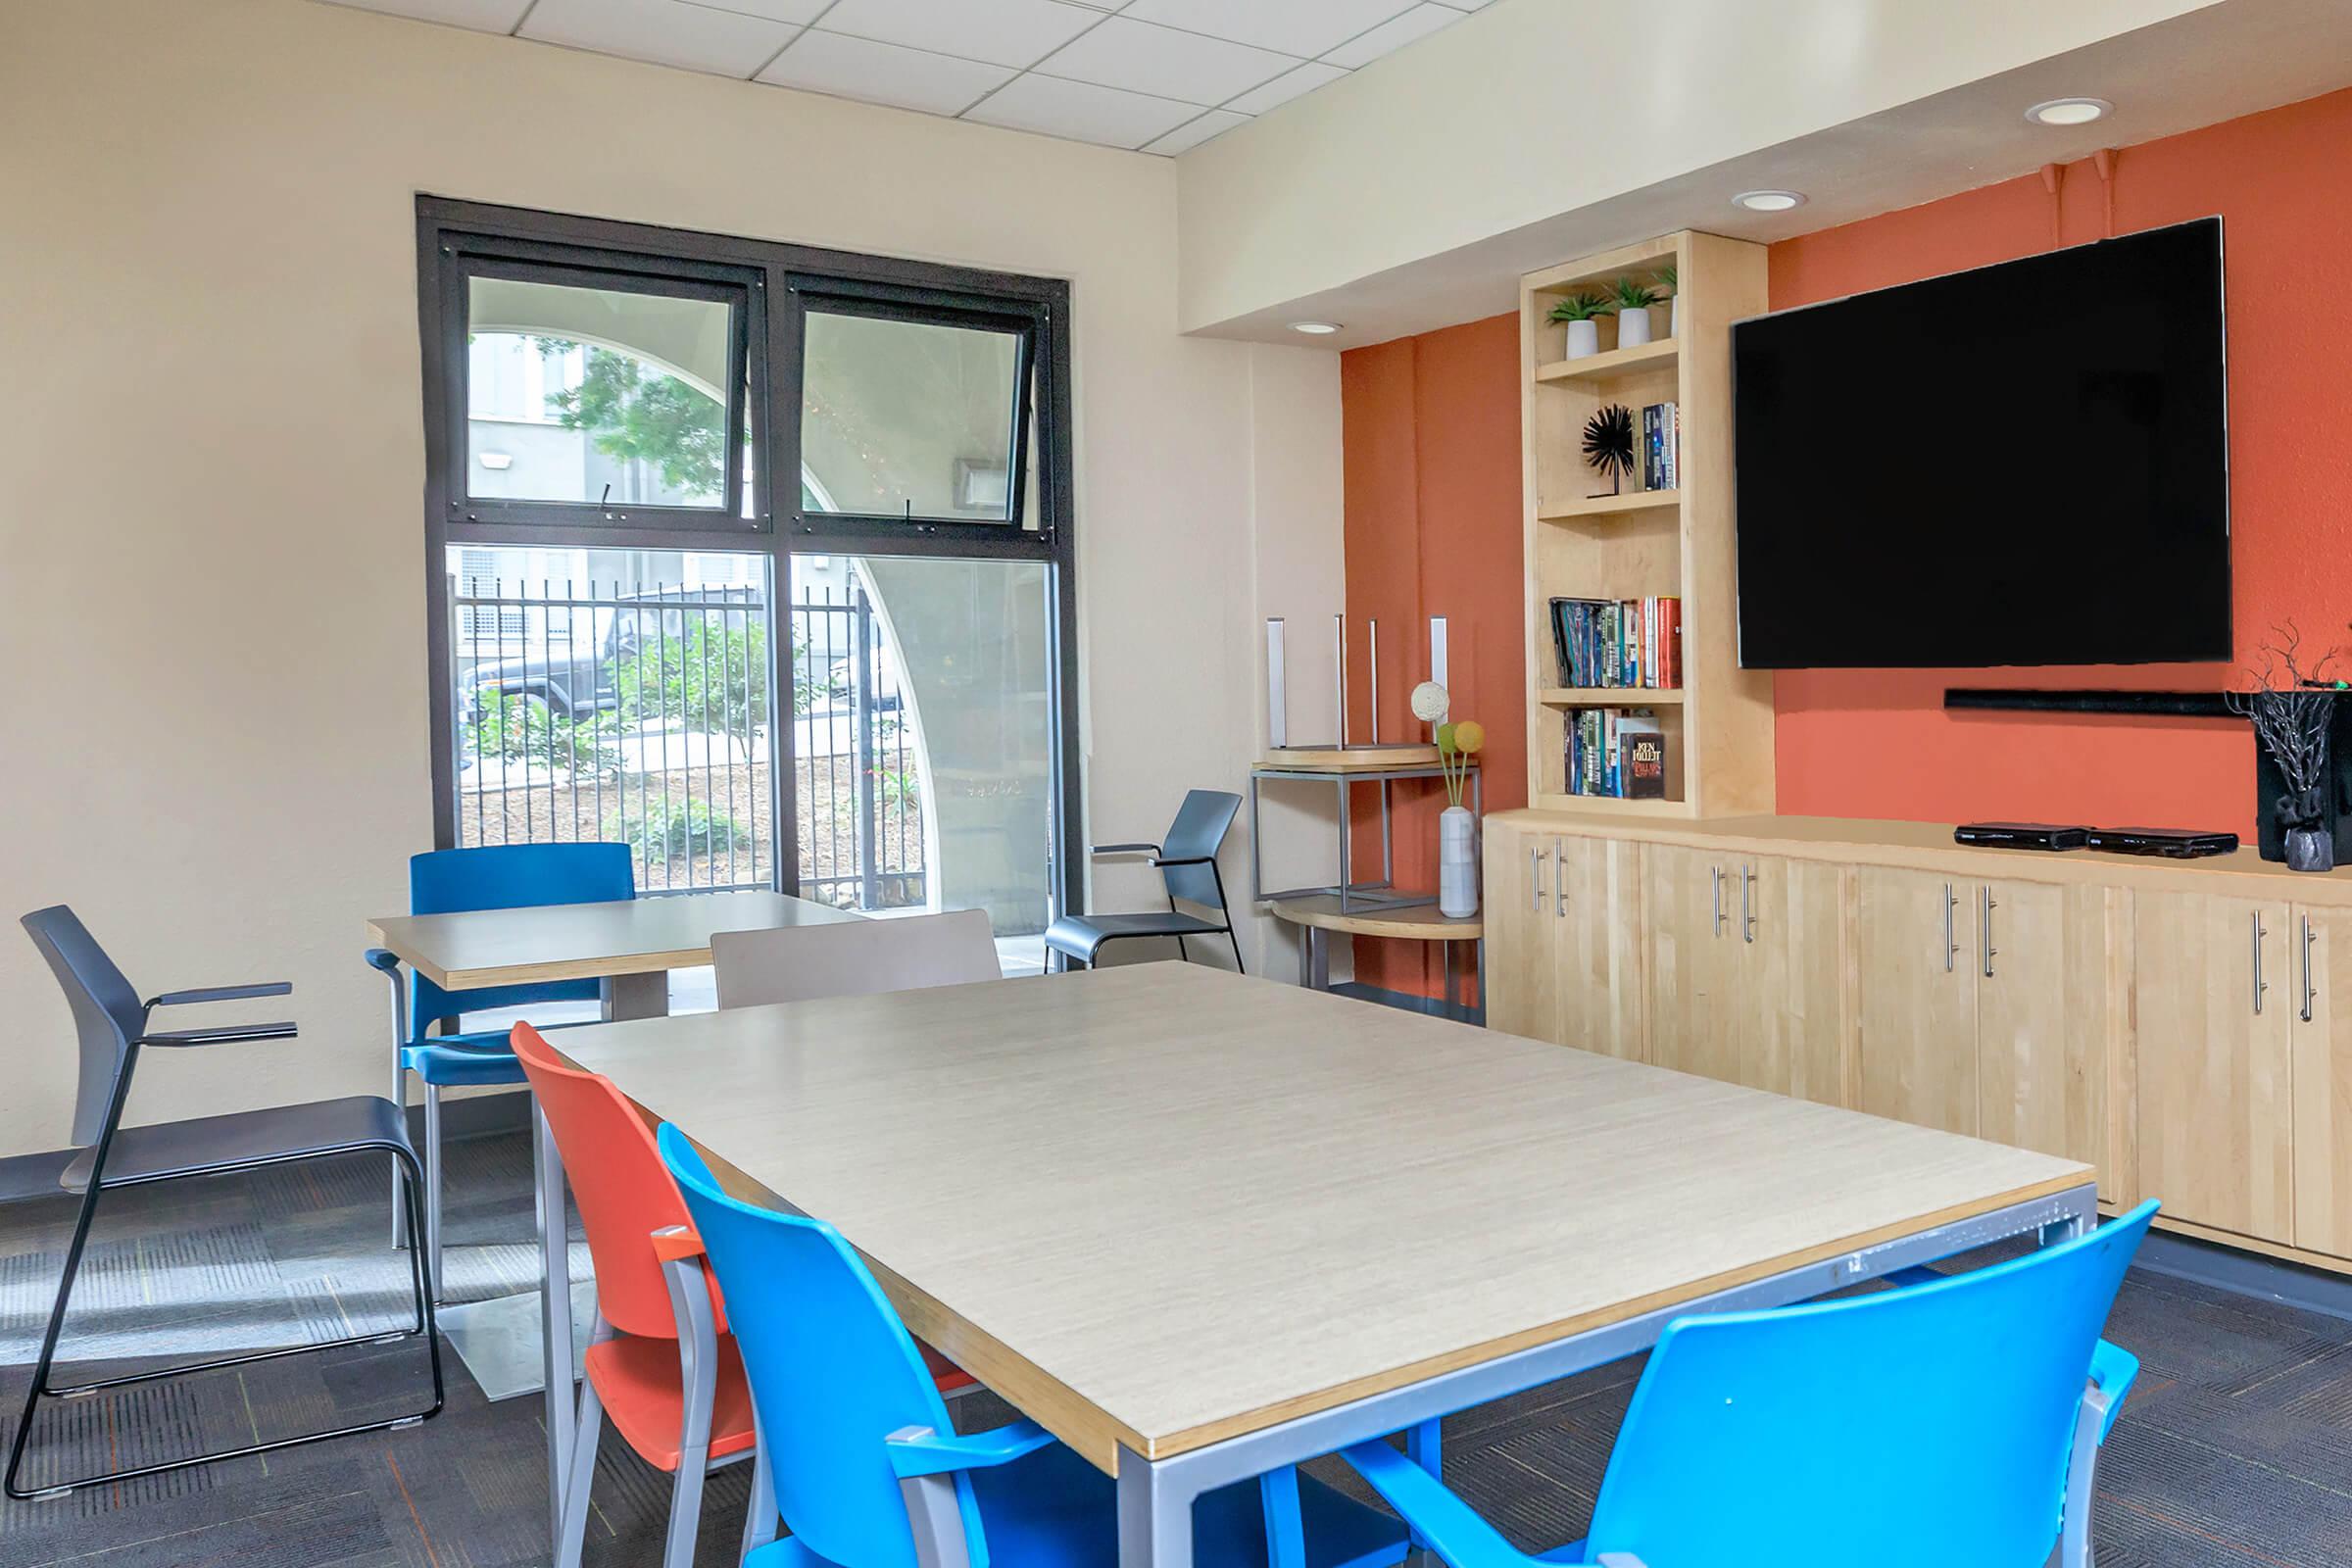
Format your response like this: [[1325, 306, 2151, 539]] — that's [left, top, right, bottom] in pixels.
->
[[1341, 313, 1524, 1000], [1342, 86, 2352, 937]]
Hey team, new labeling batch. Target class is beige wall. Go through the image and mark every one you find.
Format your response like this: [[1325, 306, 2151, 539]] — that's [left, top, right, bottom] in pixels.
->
[[0, 0, 1344, 1157]]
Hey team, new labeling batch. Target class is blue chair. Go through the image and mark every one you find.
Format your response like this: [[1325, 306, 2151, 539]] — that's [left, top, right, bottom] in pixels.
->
[[7, 906, 441, 1500], [1045, 789, 1245, 974], [365, 842, 635, 1296], [1336, 1200, 2158, 1568], [657, 1122, 1411, 1568]]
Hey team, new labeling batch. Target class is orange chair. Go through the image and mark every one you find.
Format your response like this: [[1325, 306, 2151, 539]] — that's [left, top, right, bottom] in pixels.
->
[[513, 1023, 972, 1568]]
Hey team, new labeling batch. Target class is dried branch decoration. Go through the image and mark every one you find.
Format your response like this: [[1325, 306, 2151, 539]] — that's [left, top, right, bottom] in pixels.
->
[[1582, 404, 1636, 494], [2227, 620, 2343, 814]]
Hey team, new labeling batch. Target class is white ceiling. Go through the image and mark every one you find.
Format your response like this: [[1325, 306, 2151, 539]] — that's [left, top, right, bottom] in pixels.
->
[[317, 0, 1493, 153]]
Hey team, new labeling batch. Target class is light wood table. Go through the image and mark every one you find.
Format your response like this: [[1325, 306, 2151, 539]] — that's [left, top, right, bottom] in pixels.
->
[[556, 961, 2094, 1568], [1272, 893, 1484, 1015], [365, 887, 859, 1542]]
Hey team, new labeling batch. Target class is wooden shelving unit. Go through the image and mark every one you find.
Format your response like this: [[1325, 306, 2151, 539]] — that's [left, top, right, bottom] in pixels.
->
[[1520, 231, 1775, 816]]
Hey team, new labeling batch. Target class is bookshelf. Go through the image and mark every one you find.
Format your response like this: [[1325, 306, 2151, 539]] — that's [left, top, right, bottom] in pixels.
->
[[1521, 231, 1775, 815]]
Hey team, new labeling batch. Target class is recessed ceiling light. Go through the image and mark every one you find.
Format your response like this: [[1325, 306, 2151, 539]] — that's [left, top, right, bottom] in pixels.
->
[[2026, 96, 2112, 126], [1731, 189, 1806, 213], [1289, 319, 1343, 335]]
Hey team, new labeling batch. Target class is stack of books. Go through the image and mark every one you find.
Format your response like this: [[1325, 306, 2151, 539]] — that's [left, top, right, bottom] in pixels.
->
[[1641, 402, 1679, 491], [1548, 596, 1683, 689], [1565, 710, 1667, 799]]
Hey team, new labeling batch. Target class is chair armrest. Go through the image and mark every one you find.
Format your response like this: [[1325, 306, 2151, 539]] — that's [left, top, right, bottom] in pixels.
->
[[140, 1021, 299, 1047], [1340, 1441, 1551, 1568], [364, 949, 403, 976], [1091, 842, 1160, 857], [146, 981, 294, 1007], [650, 1224, 706, 1263], [2088, 1338, 2139, 1441], [886, 1420, 1056, 1480], [1149, 855, 1216, 868]]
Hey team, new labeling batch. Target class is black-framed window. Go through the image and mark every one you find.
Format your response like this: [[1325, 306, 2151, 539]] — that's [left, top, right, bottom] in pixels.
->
[[416, 196, 1083, 924]]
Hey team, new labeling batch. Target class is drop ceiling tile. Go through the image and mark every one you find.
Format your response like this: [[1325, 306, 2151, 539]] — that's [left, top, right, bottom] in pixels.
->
[[962, 73, 1200, 149], [697, 0, 834, 22], [1035, 16, 1296, 106], [316, 0, 535, 30], [519, 0, 801, 76], [1223, 60, 1347, 115], [1142, 108, 1248, 156], [759, 29, 1014, 116], [818, 0, 1103, 70], [1120, 0, 1416, 60], [1322, 1, 1459, 67]]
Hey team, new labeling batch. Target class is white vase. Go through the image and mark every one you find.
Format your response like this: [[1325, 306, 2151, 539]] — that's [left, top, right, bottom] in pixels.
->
[[1564, 318, 1599, 359], [1439, 806, 1478, 918], [1668, 295, 1681, 338], [1616, 306, 1652, 348]]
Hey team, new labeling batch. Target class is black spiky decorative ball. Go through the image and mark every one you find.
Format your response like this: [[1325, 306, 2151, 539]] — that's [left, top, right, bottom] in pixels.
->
[[1582, 404, 1637, 494]]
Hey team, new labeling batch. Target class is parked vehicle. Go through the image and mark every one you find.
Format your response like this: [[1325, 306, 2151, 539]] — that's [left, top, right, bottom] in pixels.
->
[[461, 586, 761, 727]]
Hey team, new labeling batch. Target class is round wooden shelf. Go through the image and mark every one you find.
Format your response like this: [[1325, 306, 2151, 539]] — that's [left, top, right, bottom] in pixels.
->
[[1269, 895, 1483, 942]]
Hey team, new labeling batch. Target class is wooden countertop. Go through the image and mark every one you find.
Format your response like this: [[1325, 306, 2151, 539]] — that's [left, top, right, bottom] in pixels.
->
[[557, 962, 2086, 1473], [1271, 894, 1483, 940], [1494, 809, 2352, 905]]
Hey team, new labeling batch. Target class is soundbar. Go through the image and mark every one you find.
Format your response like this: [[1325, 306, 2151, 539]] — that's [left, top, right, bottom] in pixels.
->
[[1943, 689, 2235, 718]]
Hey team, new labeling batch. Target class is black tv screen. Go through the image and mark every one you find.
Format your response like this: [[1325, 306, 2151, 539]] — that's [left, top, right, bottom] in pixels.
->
[[1733, 217, 2230, 668]]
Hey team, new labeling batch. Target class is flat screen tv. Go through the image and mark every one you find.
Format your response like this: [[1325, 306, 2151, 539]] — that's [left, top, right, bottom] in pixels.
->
[[1733, 217, 2230, 668]]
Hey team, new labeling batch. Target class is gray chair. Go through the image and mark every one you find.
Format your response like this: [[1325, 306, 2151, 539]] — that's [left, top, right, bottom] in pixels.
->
[[1043, 789, 1245, 973], [5, 906, 442, 1502], [711, 907, 1003, 1008]]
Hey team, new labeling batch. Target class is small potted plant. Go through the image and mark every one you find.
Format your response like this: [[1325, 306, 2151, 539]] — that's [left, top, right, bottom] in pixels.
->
[[1656, 264, 1679, 338], [2230, 623, 2344, 871], [1611, 275, 1660, 348], [1546, 290, 1609, 360]]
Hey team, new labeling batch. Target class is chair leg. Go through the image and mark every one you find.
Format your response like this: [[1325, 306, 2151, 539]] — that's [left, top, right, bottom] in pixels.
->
[[663, 1443, 712, 1568], [423, 1084, 445, 1303], [6, 1149, 443, 1500], [557, 1370, 606, 1568], [740, 1413, 780, 1560], [392, 1055, 410, 1250], [1226, 927, 1246, 975], [1176, 935, 1191, 962]]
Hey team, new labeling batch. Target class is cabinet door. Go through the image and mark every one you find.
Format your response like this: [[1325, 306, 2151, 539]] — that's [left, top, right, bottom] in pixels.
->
[[2293, 905, 2352, 1255], [1553, 834, 1645, 1060], [1855, 866, 1978, 1135], [2134, 892, 2293, 1243], [1482, 822, 1560, 1044], [1737, 856, 1850, 1105], [1643, 843, 1741, 1081], [1977, 879, 2113, 1188]]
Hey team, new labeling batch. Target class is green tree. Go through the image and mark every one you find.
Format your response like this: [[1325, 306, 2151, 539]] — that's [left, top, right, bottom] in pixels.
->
[[533, 338, 725, 498]]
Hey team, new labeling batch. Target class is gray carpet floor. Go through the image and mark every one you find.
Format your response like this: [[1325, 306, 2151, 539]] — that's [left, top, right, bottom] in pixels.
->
[[3, 1132, 2350, 1567]]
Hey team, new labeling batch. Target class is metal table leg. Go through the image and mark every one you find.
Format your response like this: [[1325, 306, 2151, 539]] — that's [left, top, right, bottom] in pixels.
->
[[1117, 1447, 1194, 1568]]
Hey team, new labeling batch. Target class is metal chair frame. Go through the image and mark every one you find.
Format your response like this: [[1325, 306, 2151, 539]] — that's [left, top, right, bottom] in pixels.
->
[[5, 908, 444, 1502]]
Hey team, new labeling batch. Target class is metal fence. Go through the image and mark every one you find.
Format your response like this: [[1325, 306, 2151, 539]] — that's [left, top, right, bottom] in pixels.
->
[[450, 573, 924, 907]]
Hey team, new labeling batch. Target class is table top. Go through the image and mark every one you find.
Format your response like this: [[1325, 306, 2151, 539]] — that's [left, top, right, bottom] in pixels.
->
[[554, 962, 2086, 1474], [367, 889, 858, 990], [1271, 894, 1483, 940]]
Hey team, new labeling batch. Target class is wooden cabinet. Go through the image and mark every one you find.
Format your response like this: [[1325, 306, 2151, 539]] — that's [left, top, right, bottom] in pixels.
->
[[1856, 868, 1979, 1134], [1642, 844, 1743, 1083], [2292, 905, 2352, 1255], [1550, 833, 1646, 1059], [2133, 891, 2293, 1244], [1978, 880, 2113, 1188], [1644, 847, 1844, 1100], [1482, 819, 1561, 1044]]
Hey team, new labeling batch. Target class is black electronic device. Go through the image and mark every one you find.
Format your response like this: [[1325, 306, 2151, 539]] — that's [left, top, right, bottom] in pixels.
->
[[1733, 218, 2230, 669], [1953, 822, 2091, 851], [2083, 826, 2240, 858]]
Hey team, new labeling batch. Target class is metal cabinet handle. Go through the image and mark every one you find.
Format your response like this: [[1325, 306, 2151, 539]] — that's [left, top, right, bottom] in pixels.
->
[[2253, 910, 2269, 1014], [2303, 915, 2318, 1023], [1942, 883, 1957, 973], [1980, 887, 1998, 978], [1741, 864, 1757, 944], [1711, 864, 1726, 937], [1530, 846, 1549, 914], [1553, 840, 1568, 918]]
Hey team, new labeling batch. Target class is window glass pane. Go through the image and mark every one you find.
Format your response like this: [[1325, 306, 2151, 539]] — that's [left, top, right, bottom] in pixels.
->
[[801, 311, 1027, 525], [467, 276, 735, 509]]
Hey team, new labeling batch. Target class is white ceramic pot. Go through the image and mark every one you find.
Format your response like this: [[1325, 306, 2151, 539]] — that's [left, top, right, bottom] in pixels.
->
[[1564, 318, 1600, 359], [1439, 806, 1478, 918], [1668, 295, 1681, 338], [1616, 305, 1652, 348]]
